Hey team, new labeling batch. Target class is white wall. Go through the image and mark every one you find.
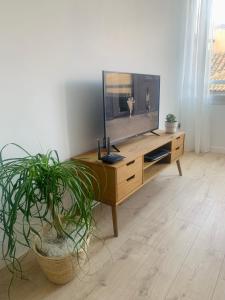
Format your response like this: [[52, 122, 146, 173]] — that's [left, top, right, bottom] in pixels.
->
[[0, 0, 187, 267], [0, 0, 186, 159], [210, 104, 225, 153]]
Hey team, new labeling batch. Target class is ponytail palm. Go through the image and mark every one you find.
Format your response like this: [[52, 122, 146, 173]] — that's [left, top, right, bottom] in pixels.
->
[[0, 144, 97, 277]]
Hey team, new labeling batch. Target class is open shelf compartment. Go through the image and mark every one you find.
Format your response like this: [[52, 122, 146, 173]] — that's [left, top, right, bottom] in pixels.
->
[[143, 142, 171, 171], [143, 162, 169, 183], [143, 151, 171, 170]]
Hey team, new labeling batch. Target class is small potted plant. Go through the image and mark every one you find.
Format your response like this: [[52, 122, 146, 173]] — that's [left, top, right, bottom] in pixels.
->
[[0, 144, 98, 287], [165, 114, 178, 133]]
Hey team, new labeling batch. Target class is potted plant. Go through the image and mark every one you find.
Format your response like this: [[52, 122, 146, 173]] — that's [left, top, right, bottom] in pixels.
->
[[0, 144, 98, 286], [165, 114, 179, 133]]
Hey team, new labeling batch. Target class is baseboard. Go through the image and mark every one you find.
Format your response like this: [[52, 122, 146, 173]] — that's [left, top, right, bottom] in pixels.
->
[[210, 146, 225, 154]]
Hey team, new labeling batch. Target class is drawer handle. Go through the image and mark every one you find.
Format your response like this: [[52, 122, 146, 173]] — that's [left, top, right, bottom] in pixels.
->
[[176, 136, 181, 140], [126, 160, 135, 166], [127, 175, 135, 181], [176, 146, 180, 150]]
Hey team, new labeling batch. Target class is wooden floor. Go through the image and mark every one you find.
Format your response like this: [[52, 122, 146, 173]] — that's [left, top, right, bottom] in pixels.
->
[[1, 152, 225, 300]]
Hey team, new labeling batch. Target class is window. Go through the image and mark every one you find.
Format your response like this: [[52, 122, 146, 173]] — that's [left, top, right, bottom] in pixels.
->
[[210, 0, 225, 98]]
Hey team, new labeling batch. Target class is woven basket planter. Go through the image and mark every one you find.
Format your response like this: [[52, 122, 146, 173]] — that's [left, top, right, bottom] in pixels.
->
[[33, 236, 90, 285]]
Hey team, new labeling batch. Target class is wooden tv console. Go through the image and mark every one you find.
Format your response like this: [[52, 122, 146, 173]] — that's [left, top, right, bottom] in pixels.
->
[[74, 130, 185, 237]]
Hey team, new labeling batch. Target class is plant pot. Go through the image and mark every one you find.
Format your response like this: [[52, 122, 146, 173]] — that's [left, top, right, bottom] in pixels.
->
[[165, 121, 178, 134], [33, 235, 90, 285]]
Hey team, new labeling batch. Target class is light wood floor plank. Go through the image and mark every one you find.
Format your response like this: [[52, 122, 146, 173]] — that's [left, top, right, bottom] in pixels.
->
[[1, 152, 225, 300]]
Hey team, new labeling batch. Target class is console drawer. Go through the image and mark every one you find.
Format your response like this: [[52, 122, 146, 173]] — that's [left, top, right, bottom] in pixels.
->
[[172, 134, 184, 149], [171, 145, 184, 161], [117, 157, 142, 184], [117, 170, 142, 201]]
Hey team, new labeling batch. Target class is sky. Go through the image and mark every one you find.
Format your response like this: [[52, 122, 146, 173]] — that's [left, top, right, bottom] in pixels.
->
[[213, 0, 225, 26]]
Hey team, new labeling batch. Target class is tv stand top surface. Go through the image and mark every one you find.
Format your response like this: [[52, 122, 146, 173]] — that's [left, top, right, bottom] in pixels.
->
[[74, 130, 185, 168]]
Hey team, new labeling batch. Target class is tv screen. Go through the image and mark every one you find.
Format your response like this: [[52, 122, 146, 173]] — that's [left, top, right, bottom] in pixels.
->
[[103, 71, 160, 144]]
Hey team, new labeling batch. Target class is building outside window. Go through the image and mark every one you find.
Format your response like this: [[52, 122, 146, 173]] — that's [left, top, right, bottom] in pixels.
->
[[210, 0, 225, 98]]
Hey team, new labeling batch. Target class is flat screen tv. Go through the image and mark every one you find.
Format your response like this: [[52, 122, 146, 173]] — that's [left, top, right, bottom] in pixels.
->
[[102, 71, 160, 145]]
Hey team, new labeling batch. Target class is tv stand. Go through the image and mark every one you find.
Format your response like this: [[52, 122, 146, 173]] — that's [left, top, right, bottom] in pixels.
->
[[150, 130, 160, 136], [74, 131, 185, 237]]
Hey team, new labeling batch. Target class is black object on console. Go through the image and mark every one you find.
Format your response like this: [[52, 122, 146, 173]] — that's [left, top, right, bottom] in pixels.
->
[[97, 137, 125, 164], [101, 153, 125, 164], [144, 148, 170, 162]]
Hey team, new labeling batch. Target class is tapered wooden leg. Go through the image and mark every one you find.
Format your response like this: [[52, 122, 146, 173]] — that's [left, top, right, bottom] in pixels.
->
[[111, 205, 118, 237], [176, 159, 182, 176]]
